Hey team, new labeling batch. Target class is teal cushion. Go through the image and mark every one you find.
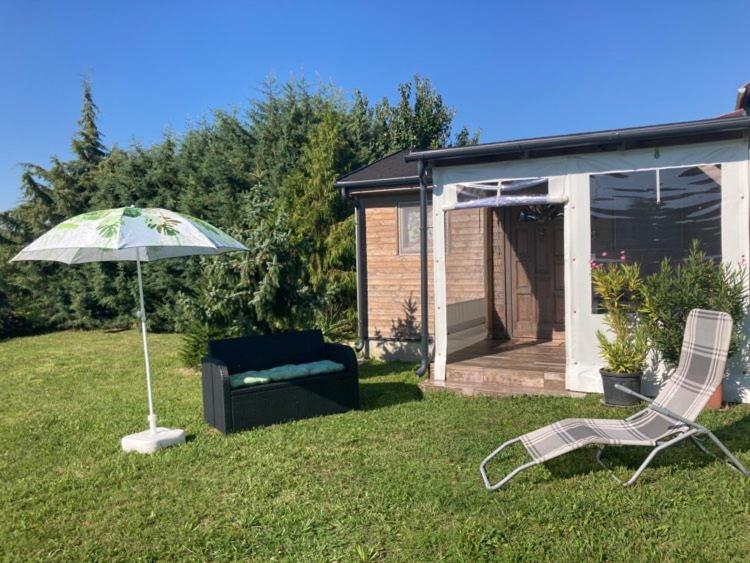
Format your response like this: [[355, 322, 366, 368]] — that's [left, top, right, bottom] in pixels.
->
[[229, 359, 346, 389], [228, 373, 269, 388]]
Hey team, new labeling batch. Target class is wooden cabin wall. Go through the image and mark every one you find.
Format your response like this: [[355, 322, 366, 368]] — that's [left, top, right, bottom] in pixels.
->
[[359, 193, 487, 346]]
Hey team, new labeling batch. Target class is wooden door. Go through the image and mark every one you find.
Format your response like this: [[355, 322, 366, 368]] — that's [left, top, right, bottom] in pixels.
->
[[507, 207, 565, 340]]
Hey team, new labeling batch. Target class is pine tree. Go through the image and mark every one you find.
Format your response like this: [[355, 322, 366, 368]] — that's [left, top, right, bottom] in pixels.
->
[[454, 125, 481, 147], [344, 90, 375, 169], [71, 79, 107, 165], [0, 74, 477, 339]]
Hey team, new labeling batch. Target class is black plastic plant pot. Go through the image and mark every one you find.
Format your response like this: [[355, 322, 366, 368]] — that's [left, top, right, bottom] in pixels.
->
[[600, 369, 642, 406]]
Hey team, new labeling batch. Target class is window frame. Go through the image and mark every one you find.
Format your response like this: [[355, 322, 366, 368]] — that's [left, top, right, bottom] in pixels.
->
[[589, 162, 722, 312]]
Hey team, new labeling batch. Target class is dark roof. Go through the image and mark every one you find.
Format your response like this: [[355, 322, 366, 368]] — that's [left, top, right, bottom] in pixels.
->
[[335, 149, 420, 191], [406, 116, 750, 166]]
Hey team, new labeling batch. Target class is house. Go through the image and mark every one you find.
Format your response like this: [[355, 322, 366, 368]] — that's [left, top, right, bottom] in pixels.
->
[[336, 150, 490, 362], [337, 83, 750, 403]]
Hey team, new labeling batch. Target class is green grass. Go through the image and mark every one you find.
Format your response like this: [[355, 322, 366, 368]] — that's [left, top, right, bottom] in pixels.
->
[[2, 331, 750, 561]]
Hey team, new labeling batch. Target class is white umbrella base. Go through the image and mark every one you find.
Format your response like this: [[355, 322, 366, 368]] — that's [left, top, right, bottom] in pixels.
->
[[121, 427, 186, 454]]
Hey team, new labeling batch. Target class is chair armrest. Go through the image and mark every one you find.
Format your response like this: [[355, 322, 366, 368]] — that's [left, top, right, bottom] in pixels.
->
[[201, 356, 232, 432], [201, 355, 230, 380], [324, 343, 358, 374], [648, 402, 708, 432], [613, 384, 653, 404], [615, 384, 707, 432]]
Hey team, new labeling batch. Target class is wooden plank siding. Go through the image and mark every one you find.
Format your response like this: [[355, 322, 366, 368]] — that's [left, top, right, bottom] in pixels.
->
[[360, 194, 490, 346], [363, 195, 434, 342]]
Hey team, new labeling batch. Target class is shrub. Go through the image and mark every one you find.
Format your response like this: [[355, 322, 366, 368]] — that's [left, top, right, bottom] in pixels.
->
[[641, 241, 748, 368], [0, 290, 26, 339], [174, 189, 310, 368], [313, 304, 356, 343], [178, 321, 231, 369], [592, 261, 649, 374]]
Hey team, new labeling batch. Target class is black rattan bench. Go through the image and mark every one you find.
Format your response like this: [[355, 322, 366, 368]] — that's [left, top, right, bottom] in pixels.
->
[[201, 330, 359, 433]]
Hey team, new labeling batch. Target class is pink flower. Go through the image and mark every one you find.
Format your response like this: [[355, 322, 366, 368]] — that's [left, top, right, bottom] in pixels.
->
[[601, 251, 608, 257]]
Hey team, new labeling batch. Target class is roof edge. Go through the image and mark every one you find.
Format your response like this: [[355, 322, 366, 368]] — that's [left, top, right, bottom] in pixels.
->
[[335, 148, 411, 183], [405, 116, 750, 163], [335, 175, 420, 189]]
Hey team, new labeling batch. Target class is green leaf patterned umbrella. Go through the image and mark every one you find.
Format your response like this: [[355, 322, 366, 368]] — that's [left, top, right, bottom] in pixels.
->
[[11, 206, 247, 263], [11, 207, 248, 453]]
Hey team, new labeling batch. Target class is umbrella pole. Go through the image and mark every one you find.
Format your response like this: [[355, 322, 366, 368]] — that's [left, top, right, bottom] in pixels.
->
[[136, 256, 157, 434], [121, 250, 184, 453]]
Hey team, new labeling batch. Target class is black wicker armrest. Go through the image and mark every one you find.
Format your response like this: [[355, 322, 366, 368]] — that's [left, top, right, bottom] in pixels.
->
[[201, 355, 232, 432], [201, 355, 230, 384], [324, 343, 358, 374]]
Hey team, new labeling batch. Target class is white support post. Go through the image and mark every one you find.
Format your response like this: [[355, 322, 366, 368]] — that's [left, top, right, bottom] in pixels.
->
[[433, 200, 449, 381]]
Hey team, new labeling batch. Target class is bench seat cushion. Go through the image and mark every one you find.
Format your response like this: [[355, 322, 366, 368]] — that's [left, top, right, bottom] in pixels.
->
[[229, 359, 346, 389]]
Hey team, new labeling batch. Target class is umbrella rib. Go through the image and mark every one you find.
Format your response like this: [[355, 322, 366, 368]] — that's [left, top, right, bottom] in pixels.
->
[[187, 220, 222, 248], [113, 207, 126, 250]]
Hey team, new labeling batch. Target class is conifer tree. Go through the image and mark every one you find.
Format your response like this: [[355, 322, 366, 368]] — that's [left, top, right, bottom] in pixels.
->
[[71, 79, 107, 165], [0, 74, 478, 343]]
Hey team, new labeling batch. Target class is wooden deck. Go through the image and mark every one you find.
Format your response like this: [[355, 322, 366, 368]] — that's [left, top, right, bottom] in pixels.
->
[[422, 338, 584, 398]]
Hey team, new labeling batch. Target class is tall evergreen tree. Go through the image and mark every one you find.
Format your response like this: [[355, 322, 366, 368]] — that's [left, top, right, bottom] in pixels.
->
[[71, 79, 107, 165], [0, 74, 478, 343], [279, 111, 354, 309]]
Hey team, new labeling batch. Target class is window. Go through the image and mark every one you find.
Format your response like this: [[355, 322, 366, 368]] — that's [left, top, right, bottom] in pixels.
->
[[590, 164, 722, 310], [398, 202, 432, 255]]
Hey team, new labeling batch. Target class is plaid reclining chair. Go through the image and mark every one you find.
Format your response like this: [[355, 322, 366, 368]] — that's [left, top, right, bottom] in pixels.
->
[[480, 309, 750, 491]]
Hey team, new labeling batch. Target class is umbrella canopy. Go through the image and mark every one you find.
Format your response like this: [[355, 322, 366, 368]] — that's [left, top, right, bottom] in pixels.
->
[[11, 206, 247, 263]]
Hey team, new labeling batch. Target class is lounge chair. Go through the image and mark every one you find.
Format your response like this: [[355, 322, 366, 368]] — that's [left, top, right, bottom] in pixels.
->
[[480, 309, 749, 491]]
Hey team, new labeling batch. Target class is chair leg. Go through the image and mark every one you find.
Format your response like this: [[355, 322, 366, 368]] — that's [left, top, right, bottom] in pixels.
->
[[480, 437, 542, 491], [700, 431, 750, 477], [622, 431, 698, 487], [595, 447, 625, 484], [689, 435, 712, 456]]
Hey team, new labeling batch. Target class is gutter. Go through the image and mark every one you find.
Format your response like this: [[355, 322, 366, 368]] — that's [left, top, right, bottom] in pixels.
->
[[415, 159, 430, 377], [340, 186, 369, 358], [405, 116, 750, 164], [336, 175, 420, 194]]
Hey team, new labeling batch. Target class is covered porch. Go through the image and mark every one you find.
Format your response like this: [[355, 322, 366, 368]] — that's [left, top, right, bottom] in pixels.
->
[[423, 337, 581, 397], [424, 176, 574, 397]]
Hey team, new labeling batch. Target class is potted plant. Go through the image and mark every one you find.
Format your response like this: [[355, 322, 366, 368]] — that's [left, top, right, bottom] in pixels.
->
[[641, 241, 748, 409], [592, 259, 649, 406]]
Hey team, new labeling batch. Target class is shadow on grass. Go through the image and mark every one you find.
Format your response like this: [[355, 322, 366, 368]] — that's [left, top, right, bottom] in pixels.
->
[[544, 414, 750, 480], [359, 381, 423, 411], [358, 361, 417, 380], [356, 361, 423, 411]]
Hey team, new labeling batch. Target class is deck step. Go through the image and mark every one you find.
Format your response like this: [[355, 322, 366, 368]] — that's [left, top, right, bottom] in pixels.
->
[[434, 338, 578, 398], [444, 364, 567, 392], [420, 378, 585, 399]]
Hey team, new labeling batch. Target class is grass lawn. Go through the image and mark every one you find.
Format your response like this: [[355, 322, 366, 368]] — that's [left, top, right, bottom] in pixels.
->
[[2, 331, 750, 561]]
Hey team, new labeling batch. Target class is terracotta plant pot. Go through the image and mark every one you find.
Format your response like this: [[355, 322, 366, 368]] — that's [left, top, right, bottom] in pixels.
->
[[705, 384, 723, 410], [600, 369, 642, 406]]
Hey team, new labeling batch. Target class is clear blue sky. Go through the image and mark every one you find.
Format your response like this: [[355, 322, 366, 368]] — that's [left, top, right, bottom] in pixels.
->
[[1, 0, 748, 211]]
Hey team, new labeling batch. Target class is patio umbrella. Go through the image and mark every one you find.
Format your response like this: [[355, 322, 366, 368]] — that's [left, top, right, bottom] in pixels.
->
[[11, 206, 248, 453]]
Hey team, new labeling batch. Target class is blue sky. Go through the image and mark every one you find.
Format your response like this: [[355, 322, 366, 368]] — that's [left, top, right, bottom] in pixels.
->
[[1, 0, 748, 211]]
